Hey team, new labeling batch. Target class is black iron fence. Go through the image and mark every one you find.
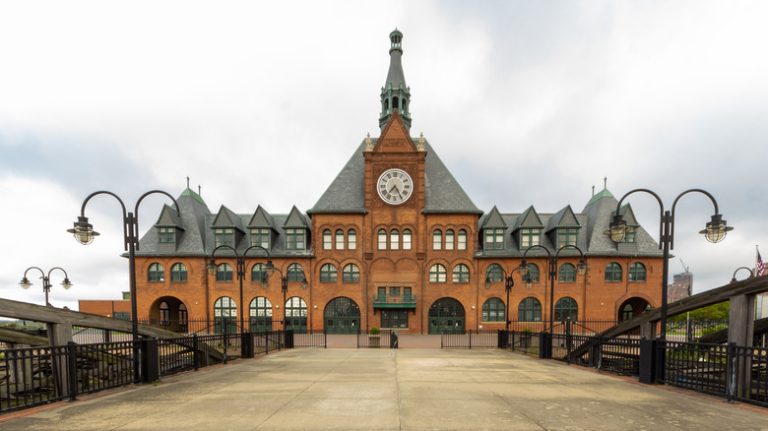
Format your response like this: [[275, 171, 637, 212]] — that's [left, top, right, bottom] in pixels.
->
[[292, 330, 327, 348], [441, 330, 497, 349], [0, 345, 69, 413], [357, 330, 397, 348]]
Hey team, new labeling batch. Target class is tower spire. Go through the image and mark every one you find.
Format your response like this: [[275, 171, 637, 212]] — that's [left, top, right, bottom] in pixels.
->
[[379, 28, 412, 130]]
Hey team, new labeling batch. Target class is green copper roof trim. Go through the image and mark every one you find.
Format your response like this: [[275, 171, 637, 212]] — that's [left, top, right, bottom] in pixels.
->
[[586, 188, 614, 207], [180, 187, 206, 205]]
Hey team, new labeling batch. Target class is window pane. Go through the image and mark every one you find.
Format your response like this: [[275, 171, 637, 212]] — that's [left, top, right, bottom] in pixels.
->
[[348, 229, 357, 249], [403, 229, 412, 250], [323, 229, 332, 250], [378, 229, 387, 250], [335, 229, 344, 250], [445, 230, 454, 250], [390, 229, 400, 250], [457, 229, 467, 250], [433, 229, 442, 250]]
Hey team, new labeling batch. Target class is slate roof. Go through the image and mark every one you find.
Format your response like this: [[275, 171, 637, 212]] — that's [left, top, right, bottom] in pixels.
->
[[308, 139, 482, 215], [475, 189, 662, 259]]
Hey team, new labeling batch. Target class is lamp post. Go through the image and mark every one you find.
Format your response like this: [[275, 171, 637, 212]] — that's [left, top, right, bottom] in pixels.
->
[[263, 262, 305, 331], [730, 266, 754, 283], [520, 244, 586, 334], [484, 265, 522, 334], [207, 245, 271, 332], [20, 266, 73, 307], [608, 188, 732, 342], [68, 190, 180, 383]]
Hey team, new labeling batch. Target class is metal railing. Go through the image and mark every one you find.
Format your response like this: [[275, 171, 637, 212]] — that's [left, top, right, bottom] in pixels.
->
[[441, 330, 497, 349], [0, 345, 69, 413], [357, 330, 396, 348]]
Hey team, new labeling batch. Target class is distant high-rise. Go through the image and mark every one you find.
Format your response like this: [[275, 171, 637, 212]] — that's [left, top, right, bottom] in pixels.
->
[[668, 271, 693, 303]]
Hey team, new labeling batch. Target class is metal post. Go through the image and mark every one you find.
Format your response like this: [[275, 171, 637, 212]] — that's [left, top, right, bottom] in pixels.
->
[[126, 212, 141, 384], [66, 342, 78, 401], [237, 257, 245, 334], [549, 257, 556, 334]]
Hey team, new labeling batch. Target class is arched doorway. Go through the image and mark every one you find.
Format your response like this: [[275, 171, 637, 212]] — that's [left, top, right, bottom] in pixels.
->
[[213, 296, 237, 334], [285, 296, 308, 333], [428, 298, 465, 334], [149, 296, 188, 333], [249, 297, 273, 333], [618, 297, 651, 322], [324, 297, 360, 334]]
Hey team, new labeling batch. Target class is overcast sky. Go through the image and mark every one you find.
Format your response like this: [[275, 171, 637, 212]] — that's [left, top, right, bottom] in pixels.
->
[[1, 1, 766, 310]]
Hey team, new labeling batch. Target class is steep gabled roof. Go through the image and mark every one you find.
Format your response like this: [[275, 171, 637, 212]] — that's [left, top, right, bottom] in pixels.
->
[[212, 205, 245, 233], [284, 206, 310, 228], [546, 205, 580, 232], [510, 205, 544, 232], [155, 204, 184, 230], [616, 204, 639, 227], [480, 206, 507, 229], [248, 205, 275, 229], [137, 188, 211, 255]]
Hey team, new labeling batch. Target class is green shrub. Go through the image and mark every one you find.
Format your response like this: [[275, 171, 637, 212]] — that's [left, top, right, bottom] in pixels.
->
[[369, 327, 380, 335]]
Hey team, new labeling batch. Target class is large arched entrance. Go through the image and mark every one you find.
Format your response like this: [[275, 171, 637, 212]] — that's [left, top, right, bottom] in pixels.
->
[[618, 297, 651, 322], [149, 296, 188, 333], [428, 298, 465, 334], [324, 297, 360, 334]]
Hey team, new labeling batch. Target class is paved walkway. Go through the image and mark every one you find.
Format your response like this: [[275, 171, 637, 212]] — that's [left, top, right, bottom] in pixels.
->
[[2, 349, 767, 430]]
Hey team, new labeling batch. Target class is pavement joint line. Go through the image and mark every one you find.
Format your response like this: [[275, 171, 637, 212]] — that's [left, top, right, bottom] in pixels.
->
[[393, 349, 403, 431], [491, 391, 548, 431]]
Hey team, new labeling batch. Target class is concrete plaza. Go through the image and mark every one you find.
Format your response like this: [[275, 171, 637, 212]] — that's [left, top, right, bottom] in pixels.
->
[[2, 348, 767, 431]]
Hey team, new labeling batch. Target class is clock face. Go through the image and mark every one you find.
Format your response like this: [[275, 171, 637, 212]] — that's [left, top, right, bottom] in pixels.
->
[[377, 168, 413, 205]]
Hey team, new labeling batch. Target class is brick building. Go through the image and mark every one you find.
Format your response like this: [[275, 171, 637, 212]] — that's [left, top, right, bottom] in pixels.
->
[[81, 30, 663, 334]]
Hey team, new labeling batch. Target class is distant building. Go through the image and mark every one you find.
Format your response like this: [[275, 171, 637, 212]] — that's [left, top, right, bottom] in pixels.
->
[[756, 294, 768, 320], [78, 291, 131, 320], [668, 272, 692, 303]]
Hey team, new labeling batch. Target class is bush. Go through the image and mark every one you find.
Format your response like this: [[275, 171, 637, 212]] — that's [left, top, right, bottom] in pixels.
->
[[369, 327, 380, 335]]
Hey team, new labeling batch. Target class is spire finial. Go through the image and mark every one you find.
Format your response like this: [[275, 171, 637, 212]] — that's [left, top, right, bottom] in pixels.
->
[[592, 185, 595, 197], [198, 185, 201, 196], [603, 177, 607, 190], [186, 176, 190, 189]]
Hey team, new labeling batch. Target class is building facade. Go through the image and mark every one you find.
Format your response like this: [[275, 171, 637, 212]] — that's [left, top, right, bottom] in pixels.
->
[[83, 30, 664, 334]]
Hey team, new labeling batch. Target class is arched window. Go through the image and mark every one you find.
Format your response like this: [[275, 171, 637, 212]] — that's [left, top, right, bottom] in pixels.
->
[[148, 263, 164, 282], [402, 99, 407, 112], [526, 263, 540, 283], [482, 298, 505, 322], [393, 96, 399, 109], [320, 263, 337, 283], [213, 296, 237, 334], [629, 262, 647, 282], [378, 229, 387, 250], [322, 229, 332, 250], [251, 263, 267, 283], [216, 263, 233, 282], [605, 262, 623, 282], [249, 297, 272, 332], [335, 229, 345, 250], [559, 263, 576, 283], [287, 263, 305, 282], [486, 264, 504, 283], [457, 229, 467, 250], [159, 301, 170, 325], [390, 229, 400, 250], [403, 229, 412, 250], [170, 263, 187, 282], [554, 297, 578, 322], [445, 229, 455, 250], [285, 296, 308, 333], [343, 264, 360, 283], [429, 264, 447, 283], [452, 264, 470, 283], [518, 297, 542, 322], [348, 229, 357, 250], [384, 98, 389, 110], [432, 229, 442, 250]]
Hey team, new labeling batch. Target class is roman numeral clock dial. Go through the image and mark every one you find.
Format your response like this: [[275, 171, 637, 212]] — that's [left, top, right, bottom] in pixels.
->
[[377, 168, 413, 205]]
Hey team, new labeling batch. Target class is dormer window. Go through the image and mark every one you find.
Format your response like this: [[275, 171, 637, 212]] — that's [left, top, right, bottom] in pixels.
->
[[484, 228, 504, 250], [623, 227, 636, 243], [557, 228, 579, 248], [520, 228, 541, 248], [250, 228, 270, 249], [158, 227, 176, 244], [285, 228, 305, 250], [214, 228, 235, 248]]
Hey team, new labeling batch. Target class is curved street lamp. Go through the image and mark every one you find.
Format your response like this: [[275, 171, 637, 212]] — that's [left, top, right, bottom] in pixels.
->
[[520, 244, 587, 334], [730, 266, 754, 284], [68, 190, 180, 383], [484, 265, 522, 335], [20, 266, 73, 307], [207, 245, 271, 332], [608, 188, 731, 343]]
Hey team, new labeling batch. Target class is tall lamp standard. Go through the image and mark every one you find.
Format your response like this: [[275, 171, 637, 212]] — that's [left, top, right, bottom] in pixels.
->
[[484, 265, 522, 334], [68, 190, 180, 383], [20, 266, 73, 307], [608, 188, 732, 342], [207, 245, 271, 332], [520, 244, 586, 334], [263, 262, 306, 331]]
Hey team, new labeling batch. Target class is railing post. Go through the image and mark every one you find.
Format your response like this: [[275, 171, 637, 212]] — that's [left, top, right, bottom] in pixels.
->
[[285, 330, 294, 349], [241, 331, 253, 358], [140, 338, 159, 383], [66, 342, 78, 401], [193, 334, 200, 370], [726, 342, 737, 402], [324, 328, 327, 349], [469, 330, 472, 350], [539, 333, 551, 359], [222, 321, 229, 364], [639, 339, 657, 384]]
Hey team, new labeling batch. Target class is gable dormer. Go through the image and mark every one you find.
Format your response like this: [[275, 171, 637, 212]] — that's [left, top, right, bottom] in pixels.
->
[[480, 206, 507, 250], [546, 205, 581, 248], [283, 206, 310, 250], [511, 205, 544, 250], [155, 204, 185, 251], [615, 204, 640, 244], [212, 205, 245, 249], [248, 205, 275, 249]]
